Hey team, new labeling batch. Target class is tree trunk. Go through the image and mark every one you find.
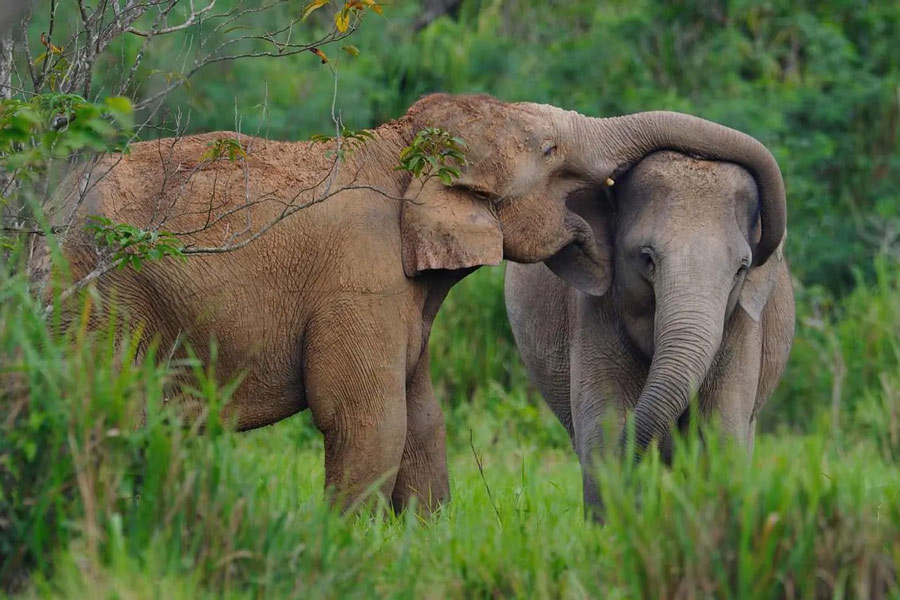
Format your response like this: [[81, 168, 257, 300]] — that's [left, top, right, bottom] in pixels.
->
[[0, 31, 13, 100]]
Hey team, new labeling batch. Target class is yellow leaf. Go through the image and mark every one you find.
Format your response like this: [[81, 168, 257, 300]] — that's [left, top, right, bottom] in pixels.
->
[[335, 9, 349, 32], [341, 44, 360, 57], [302, 0, 329, 21], [362, 0, 383, 14]]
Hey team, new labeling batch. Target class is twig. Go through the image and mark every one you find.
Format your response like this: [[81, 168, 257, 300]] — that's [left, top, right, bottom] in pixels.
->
[[2, 225, 67, 235], [43, 255, 123, 318], [469, 429, 502, 526], [126, 0, 217, 36]]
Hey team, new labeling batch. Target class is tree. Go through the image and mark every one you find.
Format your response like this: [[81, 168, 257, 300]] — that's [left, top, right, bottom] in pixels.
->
[[0, 0, 385, 308]]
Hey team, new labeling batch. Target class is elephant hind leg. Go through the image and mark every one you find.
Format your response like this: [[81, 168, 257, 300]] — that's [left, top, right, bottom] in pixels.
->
[[391, 348, 449, 514], [753, 265, 795, 421], [303, 308, 409, 510]]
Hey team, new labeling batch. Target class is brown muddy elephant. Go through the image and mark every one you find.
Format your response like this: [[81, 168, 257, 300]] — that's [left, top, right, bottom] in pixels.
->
[[34, 94, 787, 512], [505, 151, 794, 517]]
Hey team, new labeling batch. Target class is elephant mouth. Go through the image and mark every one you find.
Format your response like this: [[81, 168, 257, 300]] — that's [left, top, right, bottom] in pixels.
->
[[544, 210, 611, 296]]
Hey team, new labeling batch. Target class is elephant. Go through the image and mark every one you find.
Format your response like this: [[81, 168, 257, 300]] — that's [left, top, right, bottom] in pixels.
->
[[33, 93, 788, 513], [505, 150, 794, 516]]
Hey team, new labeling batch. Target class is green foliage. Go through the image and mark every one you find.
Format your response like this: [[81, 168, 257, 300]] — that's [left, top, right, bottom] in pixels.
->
[[84, 216, 186, 272], [396, 127, 468, 185], [0, 94, 133, 180], [200, 137, 248, 163], [0, 264, 169, 589], [596, 430, 900, 598], [769, 255, 900, 432], [309, 126, 375, 160], [2, 261, 898, 596], [430, 267, 525, 404], [3, 2, 900, 596], [303, 0, 384, 31], [852, 366, 900, 463], [159, 0, 898, 295]]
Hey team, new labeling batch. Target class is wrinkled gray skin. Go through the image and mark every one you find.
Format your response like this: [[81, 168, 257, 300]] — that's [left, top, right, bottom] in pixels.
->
[[35, 94, 788, 514], [505, 151, 795, 516]]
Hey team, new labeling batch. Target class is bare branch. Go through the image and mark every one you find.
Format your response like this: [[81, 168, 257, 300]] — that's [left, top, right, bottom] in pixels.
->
[[7, 0, 385, 320], [0, 31, 13, 101], [126, 0, 217, 37], [43, 255, 124, 318], [132, 25, 357, 112], [2, 225, 67, 235]]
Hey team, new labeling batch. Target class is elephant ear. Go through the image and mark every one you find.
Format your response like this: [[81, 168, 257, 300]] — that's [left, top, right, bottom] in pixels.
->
[[400, 178, 503, 276], [738, 237, 785, 321], [544, 190, 614, 296]]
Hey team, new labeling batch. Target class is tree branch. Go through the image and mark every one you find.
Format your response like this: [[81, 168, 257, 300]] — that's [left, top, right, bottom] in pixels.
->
[[126, 0, 217, 37]]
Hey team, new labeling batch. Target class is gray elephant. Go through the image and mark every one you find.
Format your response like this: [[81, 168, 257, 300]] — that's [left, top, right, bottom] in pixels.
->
[[505, 150, 794, 515], [35, 94, 787, 513]]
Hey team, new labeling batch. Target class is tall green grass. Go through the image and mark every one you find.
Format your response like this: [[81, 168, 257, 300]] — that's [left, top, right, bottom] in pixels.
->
[[2, 256, 900, 598], [771, 256, 900, 432]]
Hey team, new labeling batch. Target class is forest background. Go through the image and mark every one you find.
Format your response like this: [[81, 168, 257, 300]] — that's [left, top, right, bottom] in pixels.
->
[[1, 1, 899, 597]]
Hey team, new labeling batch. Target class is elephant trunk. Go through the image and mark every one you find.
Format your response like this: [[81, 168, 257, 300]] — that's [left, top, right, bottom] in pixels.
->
[[623, 276, 730, 458], [580, 111, 786, 266]]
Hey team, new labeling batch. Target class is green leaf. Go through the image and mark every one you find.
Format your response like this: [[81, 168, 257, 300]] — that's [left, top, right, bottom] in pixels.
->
[[104, 96, 132, 115], [341, 44, 360, 57]]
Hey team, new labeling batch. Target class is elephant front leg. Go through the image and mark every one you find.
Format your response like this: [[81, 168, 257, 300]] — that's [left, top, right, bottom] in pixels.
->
[[570, 340, 645, 519], [391, 348, 450, 514], [304, 313, 409, 510], [568, 298, 650, 519], [700, 311, 763, 452]]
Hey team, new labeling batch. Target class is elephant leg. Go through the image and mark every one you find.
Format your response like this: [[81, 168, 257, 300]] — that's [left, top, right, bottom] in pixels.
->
[[700, 310, 762, 452], [505, 262, 575, 438], [570, 301, 646, 518], [391, 349, 449, 514], [572, 372, 641, 519], [304, 307, 408, 510]]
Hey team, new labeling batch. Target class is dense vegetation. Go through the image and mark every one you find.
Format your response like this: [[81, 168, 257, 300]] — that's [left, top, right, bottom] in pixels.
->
[[2, 0, 899, 597]]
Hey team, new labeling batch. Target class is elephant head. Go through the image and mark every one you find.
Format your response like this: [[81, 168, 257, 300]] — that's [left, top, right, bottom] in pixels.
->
[[397, 94, 785, 294], [560, 150, 787, 460]]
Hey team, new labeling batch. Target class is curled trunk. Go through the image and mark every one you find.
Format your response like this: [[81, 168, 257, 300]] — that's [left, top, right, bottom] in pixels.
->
[[581, 111, 785, 266]]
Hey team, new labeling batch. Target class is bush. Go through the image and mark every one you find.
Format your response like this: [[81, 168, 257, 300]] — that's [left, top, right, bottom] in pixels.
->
[[0, 267, 157, 589], [3, 250, 898, 598], [597, 431, 900, 598], [0, 260, 393, 596], [770, 256, 900, 432]]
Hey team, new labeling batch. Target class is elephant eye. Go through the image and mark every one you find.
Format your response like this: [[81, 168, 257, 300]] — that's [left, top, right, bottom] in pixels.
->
[[639, 246, 656, 277], [460, 185, 501, 206], [540, 140, 557, 156]]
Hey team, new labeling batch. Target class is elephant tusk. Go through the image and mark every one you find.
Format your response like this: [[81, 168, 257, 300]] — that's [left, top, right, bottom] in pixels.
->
[[605, 177, 615, 187]]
